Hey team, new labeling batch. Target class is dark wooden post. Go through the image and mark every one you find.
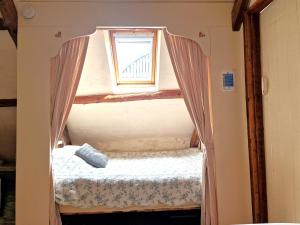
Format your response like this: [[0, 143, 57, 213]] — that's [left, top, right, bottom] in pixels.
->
[[0, 0, 18, 46], [243, 12, 268, 223], [0, 99, 17, 107]]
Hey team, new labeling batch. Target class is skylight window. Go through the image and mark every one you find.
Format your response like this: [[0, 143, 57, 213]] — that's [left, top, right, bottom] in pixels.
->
[[110, 30, 158, 85]]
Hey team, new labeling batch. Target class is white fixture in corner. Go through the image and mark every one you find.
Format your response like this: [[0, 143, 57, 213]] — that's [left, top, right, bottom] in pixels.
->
[[22, 5, 36, 19]]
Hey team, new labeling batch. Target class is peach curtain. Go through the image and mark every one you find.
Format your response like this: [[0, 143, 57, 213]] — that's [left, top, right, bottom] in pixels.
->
[[164, 30, 218, 225], [50, 36, 89, 225]]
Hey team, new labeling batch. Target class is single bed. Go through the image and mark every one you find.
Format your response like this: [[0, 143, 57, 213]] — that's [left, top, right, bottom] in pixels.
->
[[52, 146, 202, 214]]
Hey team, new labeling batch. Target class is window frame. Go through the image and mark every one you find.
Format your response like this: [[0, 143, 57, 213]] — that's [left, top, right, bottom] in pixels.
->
[[109, 29, 158, 85]]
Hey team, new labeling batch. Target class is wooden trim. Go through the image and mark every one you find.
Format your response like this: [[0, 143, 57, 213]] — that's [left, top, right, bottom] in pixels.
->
[[190, 129, 200, 148], [232, 0, 251, 31], [249, 0, 273, 14], [152, 31, 158, 85], [0, 0, 17, 46], [74, 90, 182, 104], [243, 12, 268, 223], [109, 29, 158, 85], [60, 204, 200, 215], [0, 99, 17, 107], [62, 126, 72, 145]]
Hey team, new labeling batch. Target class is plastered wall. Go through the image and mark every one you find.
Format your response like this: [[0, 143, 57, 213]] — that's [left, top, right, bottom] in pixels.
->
[[68, 100, 194, 151], [261, 0, 300, 222], [0, 31, 17, 162], [17, 1, 252, 225]]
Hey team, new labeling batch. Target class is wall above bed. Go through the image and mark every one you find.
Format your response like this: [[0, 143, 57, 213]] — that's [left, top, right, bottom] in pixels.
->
[[68, 99, 194, 151], [67, 30, 194, 151]]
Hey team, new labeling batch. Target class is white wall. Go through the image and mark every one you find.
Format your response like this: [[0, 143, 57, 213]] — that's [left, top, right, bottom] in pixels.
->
[[17, 1, 251, 225], [261, 0, 300, 222], [68, 100, 194, 151], [0, 31, 17, 162], [0, 32, 16, 98]]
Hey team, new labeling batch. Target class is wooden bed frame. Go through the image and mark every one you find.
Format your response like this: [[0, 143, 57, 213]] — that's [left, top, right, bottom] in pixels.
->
[[60, 206, 201, 225], [59, 203, 200, 215]]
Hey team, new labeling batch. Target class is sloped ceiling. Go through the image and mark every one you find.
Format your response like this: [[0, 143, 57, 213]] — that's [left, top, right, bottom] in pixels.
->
[[76, 30, 179, 95], [68, 29, 194, 151], [0, 32, 16, 98]]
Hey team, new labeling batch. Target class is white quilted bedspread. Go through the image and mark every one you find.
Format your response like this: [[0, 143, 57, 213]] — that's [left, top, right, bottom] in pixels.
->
[[52, 146, 202, 209]]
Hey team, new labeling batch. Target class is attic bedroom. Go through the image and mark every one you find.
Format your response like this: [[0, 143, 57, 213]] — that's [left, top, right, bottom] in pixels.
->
[[4, 1, 300, 225], [2, 1, 249, 225], [50, 27, 210, 223]]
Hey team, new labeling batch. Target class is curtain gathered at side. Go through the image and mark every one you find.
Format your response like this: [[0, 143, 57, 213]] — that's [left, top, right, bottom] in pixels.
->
[[164, 29, 218, 225], [49, 36, 89, 225]]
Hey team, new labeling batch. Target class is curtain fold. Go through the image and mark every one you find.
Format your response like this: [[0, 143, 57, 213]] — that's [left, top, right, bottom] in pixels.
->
[[49, 36, 89, 225], [164, 29, 218, 225]]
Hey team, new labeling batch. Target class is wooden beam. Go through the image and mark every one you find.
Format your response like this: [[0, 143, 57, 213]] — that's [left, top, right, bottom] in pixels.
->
[[249, 0, 273, 14], [243, 12, 268, 223], [190, 129, 200, 148], [74, 90, 183, 104], [0, 99, 17, 107], [232, 0, 251, 31], [0, 0, 17, 46], [0, 18, 7, 30]]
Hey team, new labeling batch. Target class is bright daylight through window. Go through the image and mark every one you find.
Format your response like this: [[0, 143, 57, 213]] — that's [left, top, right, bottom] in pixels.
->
[[110, 29, 158, 85]]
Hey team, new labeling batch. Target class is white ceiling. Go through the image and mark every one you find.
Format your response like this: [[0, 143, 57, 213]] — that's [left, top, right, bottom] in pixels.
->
[[0, 32, 17, 99]]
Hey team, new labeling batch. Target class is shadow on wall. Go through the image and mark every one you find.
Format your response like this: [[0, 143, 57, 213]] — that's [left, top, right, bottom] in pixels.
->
[[0, 107, 16, 163], [0, 30, 17, 163]]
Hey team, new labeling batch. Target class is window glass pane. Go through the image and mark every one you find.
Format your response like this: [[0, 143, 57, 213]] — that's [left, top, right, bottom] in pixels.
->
[[114, 34, 154, 82]]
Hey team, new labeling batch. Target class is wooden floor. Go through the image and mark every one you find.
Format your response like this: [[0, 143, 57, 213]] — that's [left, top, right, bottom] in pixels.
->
[[61, 209, 201, 225]]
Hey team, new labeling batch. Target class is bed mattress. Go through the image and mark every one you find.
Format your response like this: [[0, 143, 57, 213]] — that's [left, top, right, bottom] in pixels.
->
[[52, 146, 202, 209]]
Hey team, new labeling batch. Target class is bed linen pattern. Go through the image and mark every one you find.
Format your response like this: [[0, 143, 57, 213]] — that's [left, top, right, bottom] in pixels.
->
[[52, 146, 202, 209]]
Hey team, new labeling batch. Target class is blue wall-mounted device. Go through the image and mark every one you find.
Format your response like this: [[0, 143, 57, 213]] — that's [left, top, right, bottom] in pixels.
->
[[223, 72, 234, 90]]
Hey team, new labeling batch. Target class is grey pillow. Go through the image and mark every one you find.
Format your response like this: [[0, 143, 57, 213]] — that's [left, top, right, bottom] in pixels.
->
[[75, 143, 108, 168]]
